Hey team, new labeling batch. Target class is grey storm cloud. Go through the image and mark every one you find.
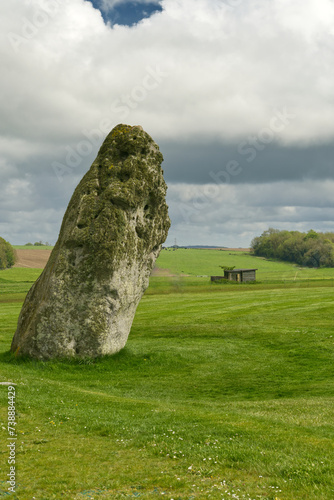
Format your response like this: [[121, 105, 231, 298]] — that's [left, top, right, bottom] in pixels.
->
[[166, 180, 334, 247], [161, 141, 334, 185]]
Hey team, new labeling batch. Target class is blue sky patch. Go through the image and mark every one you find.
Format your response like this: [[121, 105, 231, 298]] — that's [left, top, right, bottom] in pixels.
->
[[88, 1, 163, 26]]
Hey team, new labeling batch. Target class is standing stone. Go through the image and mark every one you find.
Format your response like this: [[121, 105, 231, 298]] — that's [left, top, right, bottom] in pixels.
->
[[11, 124, 170, 359]]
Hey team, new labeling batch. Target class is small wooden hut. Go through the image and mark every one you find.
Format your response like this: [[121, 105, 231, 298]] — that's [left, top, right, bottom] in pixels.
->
[[223, 268, 257, 282]]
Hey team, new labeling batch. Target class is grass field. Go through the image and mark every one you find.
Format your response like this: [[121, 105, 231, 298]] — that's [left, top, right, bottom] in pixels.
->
[[157, 248, 334, 282], [0, 250, 334, 499]]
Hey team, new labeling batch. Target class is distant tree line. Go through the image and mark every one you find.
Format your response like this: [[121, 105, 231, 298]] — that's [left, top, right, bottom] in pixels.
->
[[25, 241, 50, 246], [0, 237, 16, 270], [251, 228, 334, 267]]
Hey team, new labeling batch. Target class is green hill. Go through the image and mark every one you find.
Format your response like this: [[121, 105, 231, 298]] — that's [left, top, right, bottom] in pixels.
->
[[156, 248, 334, 282]]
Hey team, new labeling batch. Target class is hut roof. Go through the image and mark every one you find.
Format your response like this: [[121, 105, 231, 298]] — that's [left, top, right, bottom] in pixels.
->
[[226, 268, 258, 272]]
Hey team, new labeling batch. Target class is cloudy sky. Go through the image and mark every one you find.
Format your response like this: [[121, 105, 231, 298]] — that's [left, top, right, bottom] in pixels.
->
[[1, 0, 334, 247]]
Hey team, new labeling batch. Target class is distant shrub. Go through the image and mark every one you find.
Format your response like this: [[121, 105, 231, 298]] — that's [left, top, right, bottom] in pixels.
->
[[25, 242, 33, 246], [33, 241, 50, 246], [0, 237, 16, 270]]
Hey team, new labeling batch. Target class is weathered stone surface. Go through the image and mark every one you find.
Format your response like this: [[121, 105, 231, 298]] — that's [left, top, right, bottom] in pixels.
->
[[11, 124, 170, 359]]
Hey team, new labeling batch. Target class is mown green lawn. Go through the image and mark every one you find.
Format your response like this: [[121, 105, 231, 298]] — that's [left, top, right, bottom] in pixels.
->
[[0, 254, 334, 499]]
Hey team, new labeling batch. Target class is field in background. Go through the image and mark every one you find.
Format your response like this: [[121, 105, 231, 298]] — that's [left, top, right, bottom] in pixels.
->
[[13, 245, 54, 250], [14, 250, 52, 269], [156, 248, 334, 282], [0, 250, 334, 499]]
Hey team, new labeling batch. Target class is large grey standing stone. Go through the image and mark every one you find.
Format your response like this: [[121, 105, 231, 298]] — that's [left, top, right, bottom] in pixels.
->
[[11, 124, 170, 359]]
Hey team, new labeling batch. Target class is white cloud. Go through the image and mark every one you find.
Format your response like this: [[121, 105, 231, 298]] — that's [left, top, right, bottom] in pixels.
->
[[2, 0, 334, 147]]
